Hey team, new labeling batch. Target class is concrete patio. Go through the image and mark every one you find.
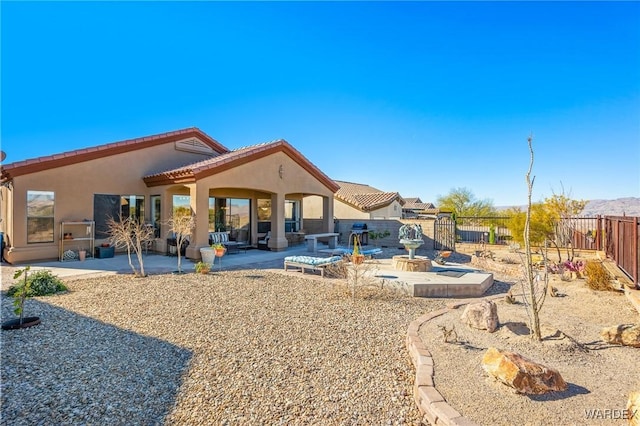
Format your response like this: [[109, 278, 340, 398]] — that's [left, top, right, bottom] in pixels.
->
[[3, 244, 494, 298]]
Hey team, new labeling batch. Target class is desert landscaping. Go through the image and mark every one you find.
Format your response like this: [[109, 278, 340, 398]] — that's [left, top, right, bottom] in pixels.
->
[[1, 245, 638, 425]]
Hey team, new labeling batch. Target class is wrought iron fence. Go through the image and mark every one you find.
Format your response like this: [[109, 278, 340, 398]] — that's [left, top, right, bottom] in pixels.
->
[[455, 216, 511, 244], [455, 214, 638, 287]]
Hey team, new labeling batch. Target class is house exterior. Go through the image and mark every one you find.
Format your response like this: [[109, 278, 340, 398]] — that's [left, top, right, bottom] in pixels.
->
[[402, 197, 436, 218], [304, 180, 405, 220], [0, 128, 339, 263]]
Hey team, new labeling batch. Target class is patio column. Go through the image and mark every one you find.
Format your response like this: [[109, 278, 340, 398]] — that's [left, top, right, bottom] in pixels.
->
[[269, 192, 288, 251], [185, 183, 209, 260], [299, 199, 304, 232], [159, 187, 175, 254], [322, 195, 334, 233]]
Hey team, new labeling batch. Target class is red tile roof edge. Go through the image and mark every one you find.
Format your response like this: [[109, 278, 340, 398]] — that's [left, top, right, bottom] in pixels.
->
[[1, 128, 228, 182], [143, 139, 340, 193]]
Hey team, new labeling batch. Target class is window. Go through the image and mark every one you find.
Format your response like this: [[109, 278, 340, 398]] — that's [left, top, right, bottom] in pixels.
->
[[285, 200, 300, 232], [151, 195, 161, 238], [94, 194, 146, 238], [257, 199, 271, 234], [173, 195, 191, 216], [27, 190, 54, 243], [257, 199, 271, 221], [121, 195, 145, 222], [210, 198, 251, 238]]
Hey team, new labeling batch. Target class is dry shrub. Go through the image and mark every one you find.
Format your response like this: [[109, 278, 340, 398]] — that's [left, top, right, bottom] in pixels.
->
[[584, 261, 612, 291]]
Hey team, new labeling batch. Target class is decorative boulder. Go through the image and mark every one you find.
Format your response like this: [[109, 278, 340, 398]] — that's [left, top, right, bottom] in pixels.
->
[[481, 347, 568, 394], [461, 300, 499, 333], [600, 324, 640, 348], [628, 391, 640, 426]]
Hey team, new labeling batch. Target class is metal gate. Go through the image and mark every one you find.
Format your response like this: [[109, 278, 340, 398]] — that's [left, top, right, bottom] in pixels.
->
[[434, 217, 456, 251], [605, 215, 639, 287]]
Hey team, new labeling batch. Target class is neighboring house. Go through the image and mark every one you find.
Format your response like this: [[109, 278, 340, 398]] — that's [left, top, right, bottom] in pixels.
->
[[402, 197, 436, 218], [304, 180, 405, 220], [0, 128, 339, 263]]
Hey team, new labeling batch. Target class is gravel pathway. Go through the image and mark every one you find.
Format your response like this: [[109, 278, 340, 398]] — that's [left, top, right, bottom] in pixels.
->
[[1, 269, 448, 425]]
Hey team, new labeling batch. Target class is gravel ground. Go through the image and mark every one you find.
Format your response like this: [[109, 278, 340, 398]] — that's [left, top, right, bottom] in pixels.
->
[[420, 263, 640, 426], [4, 247, 636, 425], [1, 268, 448, 425]]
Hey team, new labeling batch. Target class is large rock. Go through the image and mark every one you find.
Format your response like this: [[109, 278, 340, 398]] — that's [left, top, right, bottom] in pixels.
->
[[600, 324, 640, 348], [461, 300, 499, 333], [628, 391, 640, 426], [481, 347, 568, 394]]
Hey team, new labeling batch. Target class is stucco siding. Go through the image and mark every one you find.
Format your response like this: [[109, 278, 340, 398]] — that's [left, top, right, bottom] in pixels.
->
[[2, 143, 213, 262]]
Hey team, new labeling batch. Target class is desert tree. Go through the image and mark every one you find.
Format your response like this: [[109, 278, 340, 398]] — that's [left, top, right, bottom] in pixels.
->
[[506, 203, 555, 246], [436, 187, 496, 218], [166, 211, 195, 274], [107, 216, 155, 277]]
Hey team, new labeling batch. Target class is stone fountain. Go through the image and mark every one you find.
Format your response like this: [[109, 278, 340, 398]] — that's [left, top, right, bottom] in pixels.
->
[[393, 223, 432, 272], [399, 223, 423, 259]]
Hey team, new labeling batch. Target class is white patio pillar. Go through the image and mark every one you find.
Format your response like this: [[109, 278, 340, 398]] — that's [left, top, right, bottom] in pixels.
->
[[269, 192, 288, 251]]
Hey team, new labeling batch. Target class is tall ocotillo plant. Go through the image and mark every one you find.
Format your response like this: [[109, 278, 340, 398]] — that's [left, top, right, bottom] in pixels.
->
[[521, 134, 547, 341]]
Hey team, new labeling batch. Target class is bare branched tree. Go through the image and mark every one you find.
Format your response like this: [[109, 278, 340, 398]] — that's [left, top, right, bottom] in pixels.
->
[[520, 134, 547, 342], [107, 216, 155, 277], [166, 212, 195, 274]]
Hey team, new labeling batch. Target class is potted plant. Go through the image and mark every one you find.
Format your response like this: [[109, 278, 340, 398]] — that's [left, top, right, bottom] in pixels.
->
[[194, 261, 212, 274], [212, 243, 226, 257], [352, 235, 365, 265], [2, 266, 41, 330]]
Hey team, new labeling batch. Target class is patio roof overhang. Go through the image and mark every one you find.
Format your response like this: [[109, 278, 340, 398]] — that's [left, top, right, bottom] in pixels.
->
[[143, 139, 340, 193]]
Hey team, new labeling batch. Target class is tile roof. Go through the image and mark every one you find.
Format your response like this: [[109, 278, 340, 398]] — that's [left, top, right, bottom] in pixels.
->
[[403, 198, 436, 211], [333, 180, 405, 211], [143, 139, 339, 192], [1, 127, 228, 182]]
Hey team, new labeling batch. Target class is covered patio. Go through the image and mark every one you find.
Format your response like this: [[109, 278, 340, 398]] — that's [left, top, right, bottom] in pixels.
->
[[143, 140, 339, 260]]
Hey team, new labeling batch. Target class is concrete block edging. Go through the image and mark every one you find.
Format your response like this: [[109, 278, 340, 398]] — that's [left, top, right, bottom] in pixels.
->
[[405, 296, 503, 426]]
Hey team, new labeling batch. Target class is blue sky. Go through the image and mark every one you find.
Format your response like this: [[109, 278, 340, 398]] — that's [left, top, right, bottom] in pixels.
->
[[2, 1, 639, 206]]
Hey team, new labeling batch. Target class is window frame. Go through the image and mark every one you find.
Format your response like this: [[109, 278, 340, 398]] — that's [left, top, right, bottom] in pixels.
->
[[26, 190, 55, 243]]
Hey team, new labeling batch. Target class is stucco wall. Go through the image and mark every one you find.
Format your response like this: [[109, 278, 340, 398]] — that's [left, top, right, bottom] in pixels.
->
[[2, 143, 336, 263], [3, 143, 215, 262], [196, 152, 333, 198], [304, 197, 403, 220]]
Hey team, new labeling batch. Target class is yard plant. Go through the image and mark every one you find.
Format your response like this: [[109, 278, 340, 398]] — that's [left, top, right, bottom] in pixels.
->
[[7, 268, 67, 297]]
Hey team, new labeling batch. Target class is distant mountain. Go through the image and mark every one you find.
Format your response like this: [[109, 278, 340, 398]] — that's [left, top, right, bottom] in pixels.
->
[[580, 197, 640, 217], [496, 197, 640, 217]]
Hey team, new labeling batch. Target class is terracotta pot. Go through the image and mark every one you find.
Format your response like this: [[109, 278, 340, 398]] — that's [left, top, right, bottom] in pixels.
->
[[353, 254, 365, 265], [214, 248, 226, 257]]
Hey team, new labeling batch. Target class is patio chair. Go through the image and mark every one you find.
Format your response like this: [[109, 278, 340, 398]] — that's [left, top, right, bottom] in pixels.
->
[[258, 231, 271, 250]]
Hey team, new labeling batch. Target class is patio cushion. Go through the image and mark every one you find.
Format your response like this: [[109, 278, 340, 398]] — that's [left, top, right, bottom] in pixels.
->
[[209, 232, 230, 244]]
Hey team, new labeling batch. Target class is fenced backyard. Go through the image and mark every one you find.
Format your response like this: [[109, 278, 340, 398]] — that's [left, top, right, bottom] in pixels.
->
[[305, 215, 638, 287], [456, 215, 638, 287]]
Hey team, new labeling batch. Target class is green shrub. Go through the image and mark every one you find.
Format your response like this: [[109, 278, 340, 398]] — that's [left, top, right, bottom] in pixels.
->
[[7, 270, 67, 297], [584, 261, 612, 291]]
